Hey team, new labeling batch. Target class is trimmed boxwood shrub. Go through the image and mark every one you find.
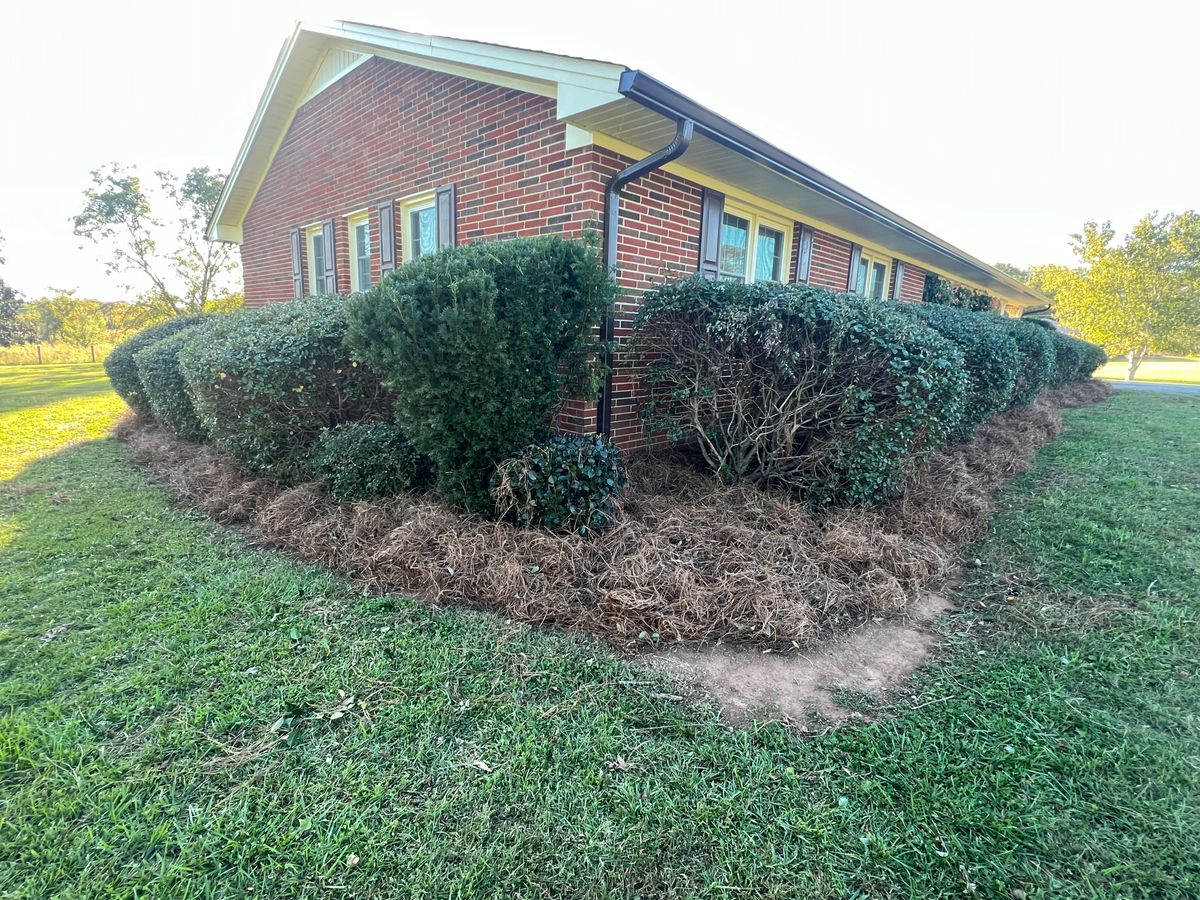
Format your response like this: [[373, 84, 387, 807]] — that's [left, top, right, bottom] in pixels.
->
[[133, 325, 213, 440], [178, 295, 392, 479], [310, 421, 433, 501], [1047, 330, 1086, 387], [346, 236, 615, 514], [1002, 318, 1055, 406], [902, 304, 1021, 440], [632, 277, 968, 508], [493, 433, 627, 533], [1077, 340, 1108, 379], [105, 315, 207, 416]]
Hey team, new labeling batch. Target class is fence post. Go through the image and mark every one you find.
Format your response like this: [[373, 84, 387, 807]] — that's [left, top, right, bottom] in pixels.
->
[[37, 344, 42, 365], [91, 344, 96, 363]]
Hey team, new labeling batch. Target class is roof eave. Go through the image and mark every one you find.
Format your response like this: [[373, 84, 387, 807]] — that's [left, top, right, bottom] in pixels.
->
[[617, 70, 1049, 306]]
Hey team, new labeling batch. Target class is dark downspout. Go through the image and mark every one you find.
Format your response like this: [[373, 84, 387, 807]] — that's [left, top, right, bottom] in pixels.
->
[[597, 117, 695, 436]]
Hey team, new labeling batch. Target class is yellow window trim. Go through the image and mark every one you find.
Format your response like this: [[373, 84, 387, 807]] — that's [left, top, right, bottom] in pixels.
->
[[721, 200, 793, 284], [346, 211, 371, 292], [397, 191, 436, 264], [853, 249, 892, 300], [304, 223, 325, 296]]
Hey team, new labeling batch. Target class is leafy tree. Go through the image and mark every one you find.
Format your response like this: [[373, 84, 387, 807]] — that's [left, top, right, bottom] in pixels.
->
[[994, 262, 1031, 283], [102, 300, 162, 339], [73, 164, 240, 318], [0, 231, 35, 346], [202, 292, 245, 314], [58, 299, 108, 348], [1032, 213, 1200, 380]]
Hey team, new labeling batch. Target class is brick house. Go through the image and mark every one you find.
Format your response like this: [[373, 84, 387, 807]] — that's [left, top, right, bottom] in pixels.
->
[[207, 21, 1050, 450]]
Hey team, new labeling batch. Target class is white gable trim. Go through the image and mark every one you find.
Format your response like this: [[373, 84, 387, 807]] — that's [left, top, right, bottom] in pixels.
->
[[301, 48, 371, 104], [206, 21, 627, 243]]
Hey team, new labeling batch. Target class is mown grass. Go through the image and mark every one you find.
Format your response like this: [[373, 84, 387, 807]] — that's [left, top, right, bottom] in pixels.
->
[[1096, 355, 1200, 384], [0, 364, 125, 481], [0, 371, 1197, 897]]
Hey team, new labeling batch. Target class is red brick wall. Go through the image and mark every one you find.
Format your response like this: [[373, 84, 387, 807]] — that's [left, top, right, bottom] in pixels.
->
[[241, 56, 604, 306], [807, 230, 854, 291], [896, 262, 928, 303], [238, 56, 956, 452], [590, 148, 703, 448]]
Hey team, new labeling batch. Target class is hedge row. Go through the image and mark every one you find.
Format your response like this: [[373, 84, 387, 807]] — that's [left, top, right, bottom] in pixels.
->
[[178, 296, 393, 480], [107, 237, 624, 532], [108, 238, 1105, 521], [104, 315, 208, 417], [633, 277, 1105, 506]]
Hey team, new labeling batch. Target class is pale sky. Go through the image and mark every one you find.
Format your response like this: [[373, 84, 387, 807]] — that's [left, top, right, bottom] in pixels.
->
[[1, 0, 1196, 300]]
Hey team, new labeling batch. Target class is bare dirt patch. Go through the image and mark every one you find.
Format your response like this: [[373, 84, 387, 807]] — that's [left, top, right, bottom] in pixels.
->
[[641, 589, 956, 727], [115, 380, 1110, 662]]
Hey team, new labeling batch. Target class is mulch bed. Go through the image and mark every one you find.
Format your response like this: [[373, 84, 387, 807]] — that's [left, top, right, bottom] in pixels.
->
[[116, 380, 1111, 649]]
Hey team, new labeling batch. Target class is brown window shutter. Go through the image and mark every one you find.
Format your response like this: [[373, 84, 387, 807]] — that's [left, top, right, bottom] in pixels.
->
[[436, 184, 457, 249], [794, 224, 814, 284], [321, 218, 338, 294], [891, 260, 906, 300], [377, 201, 396, 276], [289, 228, 304, 299], [698, 188, 725, 279], [846, 243, 863, 292]]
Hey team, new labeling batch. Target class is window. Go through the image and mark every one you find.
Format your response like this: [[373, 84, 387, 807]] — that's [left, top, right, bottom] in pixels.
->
[[716, 205, 790, 283], [717, 213, 749, 281], [400, 192, 438, 262], [852, 251, 890, 300], [306, 224, 326, 296], [347, 212, 372, 291]]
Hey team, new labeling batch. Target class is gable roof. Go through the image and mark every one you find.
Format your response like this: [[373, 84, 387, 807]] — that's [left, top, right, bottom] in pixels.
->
[[208, 20, 1047, 307]]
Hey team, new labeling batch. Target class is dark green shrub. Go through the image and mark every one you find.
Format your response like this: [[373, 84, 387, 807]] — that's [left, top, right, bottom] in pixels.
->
[[493, 433, 627, 533], [1002, 318, 1055, 406], [310, 421, 433, 501], [632, 277, 967, 508], [346, 236, 615, 514], [922, 274, 995, 312], [1076, 340, 1108, 379], [1048, 331, 1085, 387], [902, 304, 1021, 440], [105, 315, 207, 415], [133, 325, 213, 440], [178, 295, 392, 479], [1020, 316, 1057, 331]]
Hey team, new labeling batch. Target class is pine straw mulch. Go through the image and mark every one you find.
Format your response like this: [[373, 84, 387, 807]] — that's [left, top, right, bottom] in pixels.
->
[[115, 379, 1111, 650]]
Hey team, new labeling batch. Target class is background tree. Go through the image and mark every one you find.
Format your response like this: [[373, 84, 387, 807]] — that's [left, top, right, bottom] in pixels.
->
[[0, 231, 35, 346], [1032, 213, 1200, 380], [73, 164, 240, 318], [57, 299, 108, 348], [994, 262, 1031, 283]]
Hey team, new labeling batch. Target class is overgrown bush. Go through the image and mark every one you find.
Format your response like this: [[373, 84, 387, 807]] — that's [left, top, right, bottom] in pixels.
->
[[493, 433, 627, 533], [346, 236, 615, 514], [922, 274, 995, 312], [105, 315, 206, 416], [310, 421, 433, 501], [902, 304, 1021, 440], [1001, 318, 1055, 407], [633, 277, 967, 507], [133, 325, 213, 440], [179, 295, 392, 479]]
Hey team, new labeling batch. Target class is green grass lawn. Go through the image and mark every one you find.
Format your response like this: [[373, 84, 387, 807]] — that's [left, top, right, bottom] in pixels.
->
[[1096, 355, 1200, 384], [1, 369, 1198, 897]]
